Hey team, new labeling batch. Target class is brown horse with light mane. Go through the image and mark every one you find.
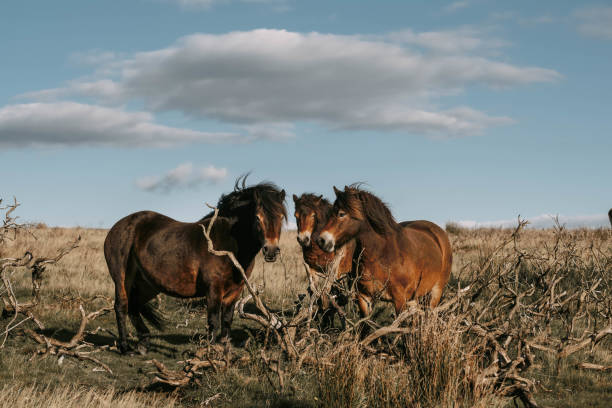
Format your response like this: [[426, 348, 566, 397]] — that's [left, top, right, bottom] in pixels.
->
[[317, 185, 452, 317], [104, 177, 286, 354], [293, 193, 356, 279], [293, 193, 356, 326]]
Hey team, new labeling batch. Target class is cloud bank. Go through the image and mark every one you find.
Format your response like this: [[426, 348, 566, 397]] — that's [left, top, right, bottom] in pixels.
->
[[165, 0, 289, 11], [0, 102, 240, 148], [574, 6, 612, 40], [136, 162, 228, 192], [20, 29, 561, 137], [456, 213, 610, 229]]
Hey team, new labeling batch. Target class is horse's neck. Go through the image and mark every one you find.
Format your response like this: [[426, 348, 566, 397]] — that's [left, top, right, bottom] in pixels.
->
[[356, 225, 396, 261], [231, 218, 261, 269]]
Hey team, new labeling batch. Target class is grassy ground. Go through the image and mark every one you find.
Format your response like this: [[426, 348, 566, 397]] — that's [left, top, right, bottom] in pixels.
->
[[1, 225, 610, 407]]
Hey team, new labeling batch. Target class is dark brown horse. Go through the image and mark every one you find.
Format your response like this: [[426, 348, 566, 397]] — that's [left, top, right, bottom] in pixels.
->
[[317, 185, 452, 317], [292, 193, 356, 327], [104, 177, 286, 353]]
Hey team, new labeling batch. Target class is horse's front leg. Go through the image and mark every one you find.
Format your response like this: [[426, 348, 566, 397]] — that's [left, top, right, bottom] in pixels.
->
[[220, 301, 236, 340], [220, 286, 242, 341], [206, 288, 222, 344], [356, 292, 373, 318]]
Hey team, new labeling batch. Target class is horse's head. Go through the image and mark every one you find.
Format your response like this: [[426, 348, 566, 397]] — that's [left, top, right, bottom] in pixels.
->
[[318, 184, 397, 253], [317, 186, 364, 253], [216, 176, 286, 262], [292, 193, 327, 248], [253, 186, 286, 262]]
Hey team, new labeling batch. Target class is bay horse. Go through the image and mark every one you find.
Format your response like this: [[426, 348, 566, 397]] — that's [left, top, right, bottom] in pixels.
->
[[292, 193, 356, 327], [104, 177, 286, 353], [316, 185, 452, 318]]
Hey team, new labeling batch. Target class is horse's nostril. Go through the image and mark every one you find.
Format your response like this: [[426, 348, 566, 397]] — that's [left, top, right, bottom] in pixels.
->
[[264, 246, 280, 256]]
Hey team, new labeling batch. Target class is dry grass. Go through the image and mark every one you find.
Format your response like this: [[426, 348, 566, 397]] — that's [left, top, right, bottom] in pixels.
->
[[0, 383, 176, 408], [1, 213, 611, 407]]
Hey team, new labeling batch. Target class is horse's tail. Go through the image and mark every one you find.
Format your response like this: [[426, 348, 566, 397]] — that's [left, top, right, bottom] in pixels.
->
[[140, 301, 166, 331]]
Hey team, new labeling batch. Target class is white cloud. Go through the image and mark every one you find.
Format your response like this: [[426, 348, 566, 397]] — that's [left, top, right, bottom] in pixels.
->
[[574, 6, 612, 40], [19, 29, 561, 136], [136, 162, 228, 192], [242, 122, 296, 141], [456, 213, 610, 229], [166, 0, 288, 11], [383, 27, 509, 54], [444, 1, 472, 13], [19, 80, 124, 103], [0, 102, 240, 148], [69, 50, 119, 66]]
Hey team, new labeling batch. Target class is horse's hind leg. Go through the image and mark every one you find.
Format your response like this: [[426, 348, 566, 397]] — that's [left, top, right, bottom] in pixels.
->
[[105, 249, 131, 353], [429, 282, 443, 308], [128, 283, 158, 354], [113, 283, 130, 353]]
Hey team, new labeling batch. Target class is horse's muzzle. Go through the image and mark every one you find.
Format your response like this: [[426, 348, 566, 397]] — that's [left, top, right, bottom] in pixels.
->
[[297, 232, 311, 247], [262, 245, 280, 262], [316, 233, 334, 253]]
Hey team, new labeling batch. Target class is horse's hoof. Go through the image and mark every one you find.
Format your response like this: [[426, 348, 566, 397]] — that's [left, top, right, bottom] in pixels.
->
[[137, 343, 148, 356], [119, 343, 132, 355]]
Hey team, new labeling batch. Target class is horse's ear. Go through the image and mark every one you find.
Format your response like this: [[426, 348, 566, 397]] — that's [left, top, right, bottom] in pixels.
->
[[344, 185, 349, 191], [333, 186, 341, 196], [292, 194, 299, 203], [253, 189, 261, 205], [280, 189, 286, 201], [315, 195, 323, 204]]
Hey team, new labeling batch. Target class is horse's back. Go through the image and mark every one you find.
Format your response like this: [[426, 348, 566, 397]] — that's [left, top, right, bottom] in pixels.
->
[[104, 211, 175, 257], [401, 220, 452, 288]]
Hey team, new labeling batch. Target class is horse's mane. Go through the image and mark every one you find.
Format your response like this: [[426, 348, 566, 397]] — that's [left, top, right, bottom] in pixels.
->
[[201, 175, 286, 223], [336, 184, 399, 235], [294, 193, 333, 226]]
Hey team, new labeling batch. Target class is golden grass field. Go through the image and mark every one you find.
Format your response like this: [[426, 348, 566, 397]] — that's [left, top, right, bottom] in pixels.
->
[[1, 220, 611, 407]]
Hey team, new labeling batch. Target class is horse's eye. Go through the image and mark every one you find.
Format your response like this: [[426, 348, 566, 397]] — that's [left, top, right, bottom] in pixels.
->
[[338, 211, 346, 218]]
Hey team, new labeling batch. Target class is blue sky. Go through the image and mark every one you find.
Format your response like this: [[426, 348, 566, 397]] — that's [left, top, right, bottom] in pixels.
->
[[1, 0, 611, 229]]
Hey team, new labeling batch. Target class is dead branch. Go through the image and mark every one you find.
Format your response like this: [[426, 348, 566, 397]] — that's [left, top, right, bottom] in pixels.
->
[[576, 362, 612, 372], [24, 302, 113, 373]]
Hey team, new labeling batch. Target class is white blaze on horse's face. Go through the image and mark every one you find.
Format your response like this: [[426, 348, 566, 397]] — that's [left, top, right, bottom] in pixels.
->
[[295, 210, 315, 247], [318, 231, 335, 253], [258, 212, 281, 262]]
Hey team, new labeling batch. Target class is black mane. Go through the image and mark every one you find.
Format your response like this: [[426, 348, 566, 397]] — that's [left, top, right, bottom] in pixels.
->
[[201, 175, 286, 224]]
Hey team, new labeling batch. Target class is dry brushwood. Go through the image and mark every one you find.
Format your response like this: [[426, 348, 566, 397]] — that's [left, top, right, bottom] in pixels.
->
[[432, 219, 612, 408], [148, 344, 250, 388], [24, 302, 114, 373], [0, 197, 116, 375], [1, 197, 80, 347], [151, 210, 610, 407]]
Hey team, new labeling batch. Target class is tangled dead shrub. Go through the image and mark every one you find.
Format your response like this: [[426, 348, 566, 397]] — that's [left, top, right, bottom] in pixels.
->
[[316, 314, 499, 408]]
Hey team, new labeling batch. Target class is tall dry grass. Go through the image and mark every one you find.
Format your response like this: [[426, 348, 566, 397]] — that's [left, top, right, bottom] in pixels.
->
[[0, 384, 176, 408]]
